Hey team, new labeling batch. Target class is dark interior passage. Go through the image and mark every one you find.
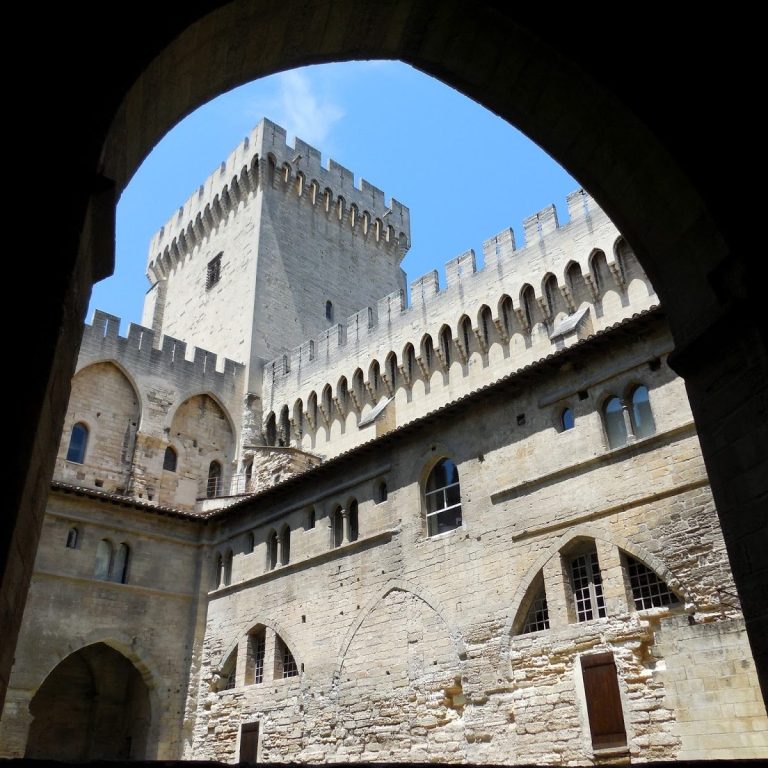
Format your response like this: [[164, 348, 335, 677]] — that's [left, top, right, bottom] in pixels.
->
[[25, 643, 150, 760]]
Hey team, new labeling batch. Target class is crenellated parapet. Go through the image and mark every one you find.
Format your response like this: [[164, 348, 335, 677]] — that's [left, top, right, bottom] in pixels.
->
[[146, 118, 410, 284], [260, 190, 657, 453], [78, 311, 245, 423]]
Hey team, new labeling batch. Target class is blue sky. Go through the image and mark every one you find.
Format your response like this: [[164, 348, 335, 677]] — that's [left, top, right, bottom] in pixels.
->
[[91, 61, 576, 329]]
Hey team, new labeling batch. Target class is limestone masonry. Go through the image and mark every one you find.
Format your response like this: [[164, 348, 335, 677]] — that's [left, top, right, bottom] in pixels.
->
[[1, 118, 765, 764]]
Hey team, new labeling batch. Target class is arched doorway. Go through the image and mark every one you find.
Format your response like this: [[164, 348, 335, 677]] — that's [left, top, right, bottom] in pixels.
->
[[25, 643, 150, 760]]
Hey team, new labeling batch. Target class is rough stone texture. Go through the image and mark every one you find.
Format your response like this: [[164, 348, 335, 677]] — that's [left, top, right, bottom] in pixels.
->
[[2, 121, 766, 763]]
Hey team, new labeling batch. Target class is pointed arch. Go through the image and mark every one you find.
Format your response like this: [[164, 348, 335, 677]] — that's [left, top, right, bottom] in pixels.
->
[[264, 411, 277, 446], [498, 294, 514, 336], [334, 579, 466, 680], [402, 343, 416, 384], [352, 368, 365, 408], [385, 351, 398, 392], [420, 333, 434, 373], [477, 304, 493, 347], [438, 324, 453, 368], [368, 359, 381, 401]]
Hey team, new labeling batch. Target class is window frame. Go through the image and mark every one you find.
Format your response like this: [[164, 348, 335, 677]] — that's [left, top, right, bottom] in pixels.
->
[[206, 252, 222, 290], [424, 458, 463, 538], [66, 422, 89, 464]]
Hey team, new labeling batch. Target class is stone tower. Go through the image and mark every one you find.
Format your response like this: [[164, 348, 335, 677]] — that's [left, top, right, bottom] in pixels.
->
[[142, 118, 410, 451]]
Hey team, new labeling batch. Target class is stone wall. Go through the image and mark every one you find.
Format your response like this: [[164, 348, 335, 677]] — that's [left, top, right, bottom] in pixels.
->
[[183, 311, 767, 763], [0, 491, 204, 758]]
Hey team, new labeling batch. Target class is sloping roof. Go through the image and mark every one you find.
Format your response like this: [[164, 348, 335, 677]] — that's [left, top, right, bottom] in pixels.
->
[[209, 305, 664, 520]]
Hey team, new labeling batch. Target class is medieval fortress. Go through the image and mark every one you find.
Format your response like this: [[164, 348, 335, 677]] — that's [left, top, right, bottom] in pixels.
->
[[1, 118, 765, 763]]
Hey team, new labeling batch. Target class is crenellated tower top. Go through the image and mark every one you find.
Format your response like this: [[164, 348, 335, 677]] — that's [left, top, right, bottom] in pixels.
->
[[146, 118, 410, 285]]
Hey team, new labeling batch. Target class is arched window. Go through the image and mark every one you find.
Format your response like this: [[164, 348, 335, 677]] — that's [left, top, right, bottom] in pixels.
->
[[325, 300, 334, 322], [500, 296, 513, 335], [569, 548, 606, 622], [521, 285, 535, 328], [630, 385, 655, 439], [65, 527, 79, 549], [386, 352, 398, 390], [403, 344, 415, 382], [223, 549, 233, 586], [267, 531, 278, 570], [460, 316, 472, 355], [275, 636, 299, 678], [604, 397, 627, 449], [207, 461, 222, 498], [348, 500, 359, 543], [322, 384, 333, 419], [220, 649, 237, 691], [440, 326, 452, 367], [561, 408, 575, 431], [369, 360, 380, 401], [308, 392, 318, 427], [112, 543, 130, 584], [281, 525, 291, 565], [625, 555, 679, 610], [163, 446, 177, 472], [94, 539, 114, 581], [265, 412, 277, 446], [66, 422, 89, 464], [376, 481, 388, 503], [422, 336, 433, 372], [279, 405, 290, 447], [544, 274, 558, 316], [521, 579, 550, 634], [245, 460, 253, 490], [215, 553, 224, 589], [479, 305, 492, 346], [332, 507, 344, 549], [425, 459, 462, 537]]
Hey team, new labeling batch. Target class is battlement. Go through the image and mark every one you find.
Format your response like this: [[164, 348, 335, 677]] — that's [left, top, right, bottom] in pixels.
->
[[146, 118, 411, 283], [81, 310, 245, 384], [261, 190, 654, 425]]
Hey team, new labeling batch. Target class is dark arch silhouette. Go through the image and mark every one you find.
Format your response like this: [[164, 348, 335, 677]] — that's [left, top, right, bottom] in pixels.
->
[[25, 643, 150, 760], [7, 5, 766, 708]]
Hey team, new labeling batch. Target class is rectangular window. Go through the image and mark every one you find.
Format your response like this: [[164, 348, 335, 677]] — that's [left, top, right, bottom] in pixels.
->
[[239, 721, 259, 763], [571, 551, 606, 621], [206, 253, 222, 290], [250, 631, 266, 685], [580, 653, 628, 750]]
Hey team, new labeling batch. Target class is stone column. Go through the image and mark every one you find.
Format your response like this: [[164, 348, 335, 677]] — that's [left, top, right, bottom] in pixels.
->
[[595, 540, 629, 616], [0, 689, 33, 757], [264, 629, 278, 683], [341, 508, 350, 545], [543, 555, 572, 628], [621, 402, 635, 443], [276, 535, 284, 568]]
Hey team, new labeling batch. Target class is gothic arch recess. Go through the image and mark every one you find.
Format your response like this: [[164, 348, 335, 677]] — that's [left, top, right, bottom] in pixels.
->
[[499, 524, 693, 669]]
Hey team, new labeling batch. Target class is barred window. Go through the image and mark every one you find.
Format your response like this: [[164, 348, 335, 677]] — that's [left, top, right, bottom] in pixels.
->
[[521, 593, 550, 634], [206, 252, 222, 290], [250, 629, 266, 685], [570, 550, 606, 622], [626, 556, 679, 610], [276, 636, 298, 678], [425, 458, 462, 537], [221, 650, 237, 691]]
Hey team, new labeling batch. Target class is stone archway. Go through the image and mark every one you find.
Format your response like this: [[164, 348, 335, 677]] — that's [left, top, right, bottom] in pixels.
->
[[25, 643, 150, 760], [5, 3, 766, 712]]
